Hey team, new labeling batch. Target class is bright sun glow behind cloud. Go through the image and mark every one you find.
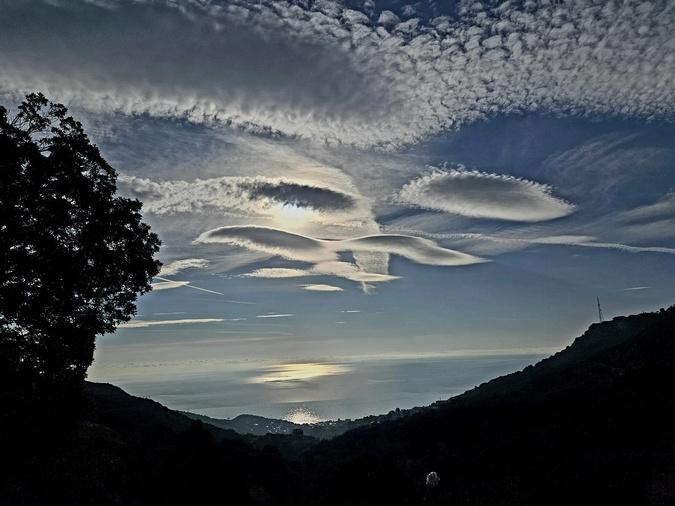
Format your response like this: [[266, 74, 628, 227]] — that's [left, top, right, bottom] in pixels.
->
[[273, 203, 312, 227]]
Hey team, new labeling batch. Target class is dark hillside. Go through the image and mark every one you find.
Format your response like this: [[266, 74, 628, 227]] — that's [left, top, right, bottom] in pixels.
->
[[300, 306, 675, 505], [3, 383, 298, 506], [83, 381, 241, 441], [4, 307, 673, 505]]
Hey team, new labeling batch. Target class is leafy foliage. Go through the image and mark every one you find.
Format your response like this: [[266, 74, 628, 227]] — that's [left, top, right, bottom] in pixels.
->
[[0, 94, 160, 387]]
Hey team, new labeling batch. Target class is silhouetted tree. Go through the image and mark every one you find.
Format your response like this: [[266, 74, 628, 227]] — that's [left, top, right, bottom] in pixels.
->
[[0, 93, 161, 393]]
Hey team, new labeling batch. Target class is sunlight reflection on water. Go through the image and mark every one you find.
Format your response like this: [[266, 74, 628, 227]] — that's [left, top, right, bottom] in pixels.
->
[[248, 362, 351, 384], [104, 354, 544, 420], [284, 406, 323, 424]]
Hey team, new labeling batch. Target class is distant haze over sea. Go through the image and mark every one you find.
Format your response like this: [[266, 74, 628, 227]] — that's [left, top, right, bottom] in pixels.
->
[[90, 354, 543, 421]]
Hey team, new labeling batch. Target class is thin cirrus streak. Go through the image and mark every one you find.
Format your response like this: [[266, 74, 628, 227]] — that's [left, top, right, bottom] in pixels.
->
[[380, 225, 675, 258], [118, 318, 224, 329], [152, 276, 256, 305]]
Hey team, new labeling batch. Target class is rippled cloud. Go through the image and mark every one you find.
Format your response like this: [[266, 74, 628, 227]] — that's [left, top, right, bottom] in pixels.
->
[[2, 0, 673, 148]]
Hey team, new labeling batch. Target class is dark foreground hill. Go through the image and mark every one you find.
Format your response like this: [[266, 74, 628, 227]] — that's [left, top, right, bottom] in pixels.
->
[[299, 306, 675, 505], [2, 306, 674, 505]]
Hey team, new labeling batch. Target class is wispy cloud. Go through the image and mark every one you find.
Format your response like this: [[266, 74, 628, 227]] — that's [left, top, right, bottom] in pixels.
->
[[195, 225, 485, 291], [241, 268, 311, 279], [616, 193, 675, 241], [255, 313, 294, 319], [384, 226, 675, 258], [159, 258, 209, 276], [118, 175, 361, 219], [150, 280, 190, 291], [395, 168, 575, 222], [118, 318, 224, 329], [299, 284, 343, 292], [195, 226, 484, 266], [541, 134, 674, 206], [152, 276, 256, 304]]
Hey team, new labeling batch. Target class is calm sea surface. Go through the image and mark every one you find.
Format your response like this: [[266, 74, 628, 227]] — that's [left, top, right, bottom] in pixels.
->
[[108, 354, 543, 421]]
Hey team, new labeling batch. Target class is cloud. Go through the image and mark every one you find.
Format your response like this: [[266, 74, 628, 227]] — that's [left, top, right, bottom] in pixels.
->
[[541, 134, 674, 206], [616, 193, 675, 240], [159, 258, 209, 276], [395, 168, 575, 222], [118, 175, 360, 218], [151, 276, 256, 304], [195, 225, 484, 290], [239, 263, 400, 289], [562, 240, 675, 255], [310, 261, 400, 287], [242, 268, 310, 279], [299, 284, 343, 292], [242, 180, 355, 212], [256, 313, 294, 319], [151, 280, 190, 291], [377, 10, 400, 27], [535, 234, 675, 256], [620, 193, 675, 222], [195, 225, 484, 266], [623, 286, 649, 291], [2, 0, 673, 148], [118, 318, 224, 329], [196, 226, 333, 263], [384, 225, 675, 258]]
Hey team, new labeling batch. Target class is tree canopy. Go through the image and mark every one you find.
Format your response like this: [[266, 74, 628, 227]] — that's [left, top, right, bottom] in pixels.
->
[[0, 93, 161, 387]]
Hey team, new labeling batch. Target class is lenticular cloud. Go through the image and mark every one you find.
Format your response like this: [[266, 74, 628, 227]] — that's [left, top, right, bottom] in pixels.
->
[[194, 225, 483, 267], [194, 225, 484, 291], [396, 169, 576, 222]]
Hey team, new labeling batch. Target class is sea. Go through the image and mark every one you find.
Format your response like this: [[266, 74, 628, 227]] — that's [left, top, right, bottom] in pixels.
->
[[101, 353, 544, 422]]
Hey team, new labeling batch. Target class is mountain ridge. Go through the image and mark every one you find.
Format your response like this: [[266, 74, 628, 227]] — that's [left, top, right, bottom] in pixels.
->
[[9, 305, 673, 505], [298, 305, 675, 505]]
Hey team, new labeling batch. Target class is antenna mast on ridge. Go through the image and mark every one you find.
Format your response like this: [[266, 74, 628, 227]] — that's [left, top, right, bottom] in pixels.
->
[[596, 296, 604, 323]]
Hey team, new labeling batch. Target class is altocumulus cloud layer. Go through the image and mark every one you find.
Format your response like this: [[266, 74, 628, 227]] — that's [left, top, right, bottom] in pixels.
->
[[395, 168, 575, 222], [1, 0, 673, 148]]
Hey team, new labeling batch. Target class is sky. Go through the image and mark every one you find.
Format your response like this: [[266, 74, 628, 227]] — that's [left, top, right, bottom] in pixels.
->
[[2, 0, 675, 419]]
